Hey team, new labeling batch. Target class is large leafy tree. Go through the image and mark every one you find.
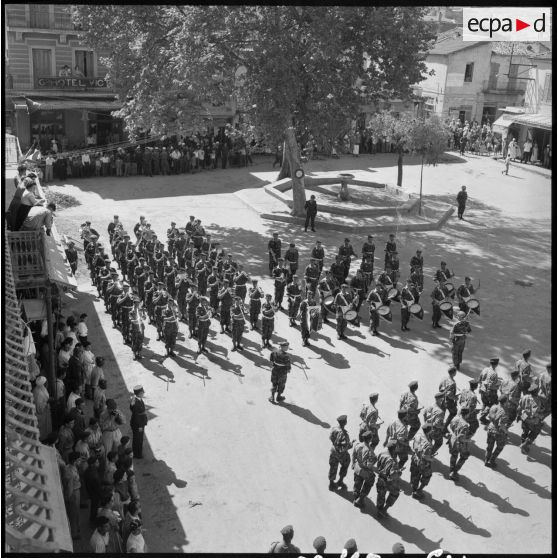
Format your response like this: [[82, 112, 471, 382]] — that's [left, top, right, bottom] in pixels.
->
[[72, 5, 435, 215]]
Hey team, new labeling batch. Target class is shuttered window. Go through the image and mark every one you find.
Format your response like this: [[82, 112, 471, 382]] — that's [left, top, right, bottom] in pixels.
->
[[29, 4, 50, 28], [75, 50, 95, 77], [32, 49, 52, 80]]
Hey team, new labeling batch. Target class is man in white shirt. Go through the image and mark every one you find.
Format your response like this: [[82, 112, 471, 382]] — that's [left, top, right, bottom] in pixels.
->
[[77, 313, 89, 344], [90, 516, 110, 553], [82, 152, 91, 176], [126, 520, 147, 552], [45, 153, 55, 183], [20, 202, 56, 235], [522, 139, 533, 164]]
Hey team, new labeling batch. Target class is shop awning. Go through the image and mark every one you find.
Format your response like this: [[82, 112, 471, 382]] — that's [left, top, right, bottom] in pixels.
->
[[509, 112, 552, 131], [22, 298, 47, 321], [26, 98, 122, 111], [42, 231, 78, 290], [492, 114, 514, 134]]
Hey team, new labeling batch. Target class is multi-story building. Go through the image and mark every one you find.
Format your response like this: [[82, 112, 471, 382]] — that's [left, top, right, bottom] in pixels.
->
[[5, 3, 123, 152], [416, 28, 551, 124]]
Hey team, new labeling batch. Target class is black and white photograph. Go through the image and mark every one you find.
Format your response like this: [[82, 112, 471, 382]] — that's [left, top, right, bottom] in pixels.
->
[[4, 4, 553, 555]]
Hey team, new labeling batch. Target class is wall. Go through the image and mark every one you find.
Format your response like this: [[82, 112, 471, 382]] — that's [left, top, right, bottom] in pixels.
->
[[416, 56, 448, 116], [525, 58, 552, 115]]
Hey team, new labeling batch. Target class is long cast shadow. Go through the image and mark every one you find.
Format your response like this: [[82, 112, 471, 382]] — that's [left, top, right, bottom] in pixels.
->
[[343, 335, 390, 357], [306, 343, 351, 369], [278, 401, 331, 429]]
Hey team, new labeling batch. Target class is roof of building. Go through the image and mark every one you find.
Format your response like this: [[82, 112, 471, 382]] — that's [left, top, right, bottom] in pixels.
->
[[429, 37, 485, 55], [491, 42, 551, 56]]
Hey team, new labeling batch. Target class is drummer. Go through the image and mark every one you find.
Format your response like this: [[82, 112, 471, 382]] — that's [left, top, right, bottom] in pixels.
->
[[334, 283, 354, 340], [310, 240, 325, 273], [376, 266, 394, 289], [360, 254, 374, 291], [435, 261, 455, 297], [400, 279, 415, 331], [318, 271, 339, 324], [303, 259, 320, 295], [366, 285, 383, 336], [349, 269, 367, 317], [431, 278, 445, 328], [361, 234, 375, 263], [409, 249, 424, 290], [457, 276, 475, 313]]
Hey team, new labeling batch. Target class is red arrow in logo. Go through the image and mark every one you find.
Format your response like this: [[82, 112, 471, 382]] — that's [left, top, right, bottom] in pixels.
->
[[516, 18, 530, 31]]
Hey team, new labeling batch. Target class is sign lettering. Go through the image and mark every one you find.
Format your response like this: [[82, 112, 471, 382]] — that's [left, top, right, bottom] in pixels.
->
[[36, 77, 109, 89]]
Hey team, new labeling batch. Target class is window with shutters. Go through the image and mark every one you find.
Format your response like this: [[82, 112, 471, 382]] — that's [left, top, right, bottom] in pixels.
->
[[32, 49, 53, 81], [464, 62, 474, 83], [29, 4, 50, 28], [542, 74, 552, 104], [74, 50, 95, 77]]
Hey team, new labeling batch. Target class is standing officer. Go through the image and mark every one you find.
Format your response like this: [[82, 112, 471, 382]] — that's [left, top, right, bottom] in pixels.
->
[[447, 407, 471, 481], [375, 440, 402, 518], [338, 238, 357, 279], [351, 430, 377, 508], [261, 294, 275, 349], [439, 366, 458, 434], [384, 233, 397, 270], [410, 422, 434, 499], [400, 279, 415, 331], [384, 410, 411, 468], [449, 311, 472, 370], [310, 240, 325, 273], [130, 386, 147, 459], [269, 341, 291, 404], [284, 243, 299, 280], [430, 279, 445, 329], [334, 284, 353, 340], [298, 292, 311, 347], [485, 394, 509, 468], [479, 358, 501, 424], [423, 393, 446, 453], [286, 275, 302, 327], [518, 384, 544, 454], [272, 258, 288, 309], [304, 194, 318, 232], [456, 185, 467, 219], [248, 279, 264, 330], [230, 296, 246, 351], [400, 381, 421, 439], [267, 233, 282, 276], [195, 297, 211, 354], [458, 379, 480, 437], [328, 415, 354, 491], [359, 393, 381, 449], [361, 235, 375, 264]]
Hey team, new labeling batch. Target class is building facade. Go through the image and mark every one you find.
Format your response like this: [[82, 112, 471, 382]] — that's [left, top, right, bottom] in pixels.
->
[[5, 4, 123, 152]]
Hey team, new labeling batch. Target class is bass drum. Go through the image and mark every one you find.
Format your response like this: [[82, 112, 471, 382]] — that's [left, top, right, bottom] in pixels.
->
[[377, 305, 392, 322]]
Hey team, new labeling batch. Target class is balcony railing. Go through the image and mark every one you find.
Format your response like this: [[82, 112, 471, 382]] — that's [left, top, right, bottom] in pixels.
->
[[482, 79, 526, 94], [7, 230, 46, 286]]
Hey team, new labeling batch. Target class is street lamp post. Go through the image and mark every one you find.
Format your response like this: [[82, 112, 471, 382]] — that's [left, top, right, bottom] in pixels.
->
[[419, 153, 424, 216]]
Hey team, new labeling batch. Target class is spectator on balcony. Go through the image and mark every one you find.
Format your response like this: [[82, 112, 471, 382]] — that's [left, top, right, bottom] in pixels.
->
[[20, 201, 56, 235], [32, 375, 52, 441], [14, 177, 46, 230], [59, 64, 72, 77], [74, 65, 85, 78]]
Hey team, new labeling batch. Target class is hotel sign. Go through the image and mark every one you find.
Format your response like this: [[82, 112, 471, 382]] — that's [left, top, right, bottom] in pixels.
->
[[36, 77, 109, 89]]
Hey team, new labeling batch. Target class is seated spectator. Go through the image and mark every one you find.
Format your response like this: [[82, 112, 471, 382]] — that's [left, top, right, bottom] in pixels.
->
[[20, 202, 56, 235], [14, 177, 46, 230]]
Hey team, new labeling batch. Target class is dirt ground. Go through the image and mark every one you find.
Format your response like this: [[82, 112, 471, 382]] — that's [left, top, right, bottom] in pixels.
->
[[50, 152, 552, 554]]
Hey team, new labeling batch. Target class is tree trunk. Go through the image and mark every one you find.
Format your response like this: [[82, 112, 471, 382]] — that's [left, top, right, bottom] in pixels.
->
[[283, 127, 306, 216], [276, 141, 290, 180], [397, 149, 404, 186]]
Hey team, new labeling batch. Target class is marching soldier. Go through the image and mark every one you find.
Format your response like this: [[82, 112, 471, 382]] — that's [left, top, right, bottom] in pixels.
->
[[430, 278, 445, 329], [359, 393, 381, 448], [384, 233, 397, 270], [272, 258, 288, 309], [400, 381, 421, 440], [310, 240, 325, 273], [338, 238, 357, 279], [329, 415, 354, 491], [133, 215, 147, 240], [167, 221, 179, 259], [318, 271, 338, 324], [423, 393, 446, 452], [384, 410, 411, 468], [107, 214, 121, 243], [143, 272, 156, 324], [230, 296, 246, 351], [185, 215, 196, 238], [435, 260, 455, 283], [449, 311, 472, 370], [218, 280, 234, 334], [375, 440, 402, 518], [175, 271, 190, 319], [298, 292, 311, 347], [500, 369, 522, 423], [207, 267, 220, 315], [165, 264, 178, 299], [284, 243, 299, 280], [233, 264, 250, 303], [409, 249, 424, 289], [130, 297, 145, 360], [303, 260, 320, 295], [175, 231, 188, 268], [349, 269, 367, 318], [153, 283, 169, 341], [439, 366, 458, 434], [195, 297, 212, 354], [334, 283, 353, 340], [458, 379, 480, 437], [539, 363, 552, 421], [108, 275, 123, 328], [485, 394, 509, 468], [517, 384, 544, 454], [376, 266, 394, 289], [269, 341, 291, 404], [261, 294, 275, 349], [366, 285, 383, 336], [286, 275, 302, 327], [98, 266, 112, 300], [162, 308, 179, 357], [360, 254, 374, 291], [116, 282, 134, 344], [400, 279, 415, 331], [222, 254, 238, 284], [515, 349, 533, 395], [447, 407, 471, 481], [248, 279, 264, 330], [456, 276, 475, 313], [267, 232, 282, 276], [330, 255, 346, 286], [135, 260, 149, 301], [351, 430, 377, 508], [409, 268, 423, 302], [186, 284, 200, 339], [410, 422, 434, 499], [479, 358, 501, 425], [361, 234, 375, 264]]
